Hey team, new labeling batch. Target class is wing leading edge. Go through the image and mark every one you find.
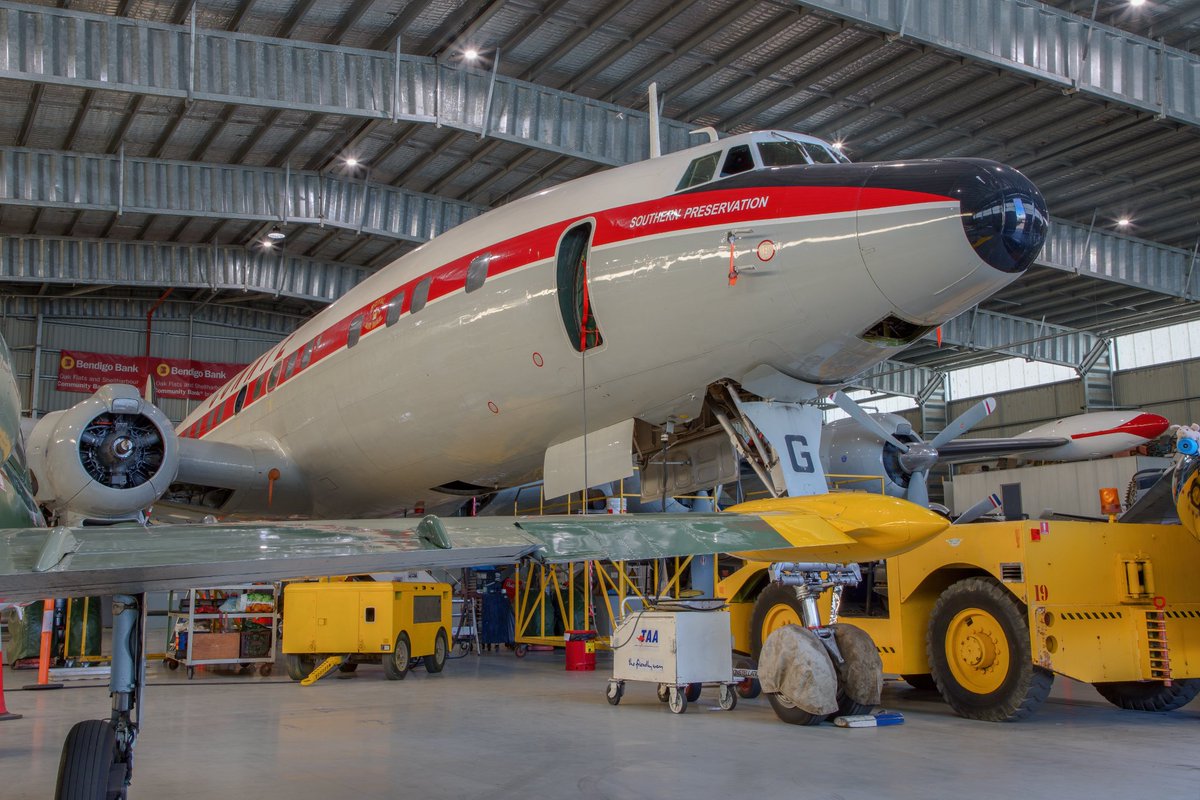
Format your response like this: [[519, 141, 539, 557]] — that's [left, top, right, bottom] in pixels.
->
[[0, 494, 948, 602]]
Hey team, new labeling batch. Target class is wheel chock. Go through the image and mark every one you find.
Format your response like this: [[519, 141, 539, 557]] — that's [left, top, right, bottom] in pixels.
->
[[300, 656, 345, 686]]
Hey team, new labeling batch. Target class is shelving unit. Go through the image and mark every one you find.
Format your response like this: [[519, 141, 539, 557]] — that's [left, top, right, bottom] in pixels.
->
[[164, 584, 278, 679]]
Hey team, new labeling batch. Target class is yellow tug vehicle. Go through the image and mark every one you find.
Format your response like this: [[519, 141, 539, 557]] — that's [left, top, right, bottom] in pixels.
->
[[721, 514, 1200, 721]]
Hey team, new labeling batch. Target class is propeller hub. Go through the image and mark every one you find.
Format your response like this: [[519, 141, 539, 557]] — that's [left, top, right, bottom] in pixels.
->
[[899, 444, 938, 474]]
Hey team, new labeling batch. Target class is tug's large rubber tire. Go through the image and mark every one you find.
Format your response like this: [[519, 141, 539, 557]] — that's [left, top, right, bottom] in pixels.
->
[[927, 577, 1053, 722], [749, 583, 804, 659], [1093, 679, 1200, 712], [55, 720, 124, 800]]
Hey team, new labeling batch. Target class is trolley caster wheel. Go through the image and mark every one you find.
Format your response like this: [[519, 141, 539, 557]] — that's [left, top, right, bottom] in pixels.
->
[[684, 683, 702, 702], [668, 686, 688, 714], [719, 683, 738, 711], [606, 681, 624, 706], [186, 666, 195, 680], [259, 664, 273, 677], [656, 683, 671, 703], [165, 659, 179, 671], [514, 644, 529, 658]]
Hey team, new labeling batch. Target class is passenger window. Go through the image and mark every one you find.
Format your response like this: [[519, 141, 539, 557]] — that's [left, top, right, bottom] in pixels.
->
[[300, 340, 314, 369], [466, 253, 491, 293], [267, 362, 282, 392], [555, 222, 602, 352], [234, 385, 248, 414], [385, 293, 405, 326], [411, 278, 432, 314], [720, 145, 755, 177], [347, 316, 364, 348], [283, 352, 298, 381], [676, 152, 720, 190]]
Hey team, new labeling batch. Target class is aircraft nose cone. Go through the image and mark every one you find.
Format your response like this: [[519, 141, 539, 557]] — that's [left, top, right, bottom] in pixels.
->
[[954, 160, 1048, 273], [864, 158, 1048, 273]]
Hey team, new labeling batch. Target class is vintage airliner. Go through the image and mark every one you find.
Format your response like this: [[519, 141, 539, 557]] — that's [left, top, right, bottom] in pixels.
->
[[24, 130, 1050, 524]]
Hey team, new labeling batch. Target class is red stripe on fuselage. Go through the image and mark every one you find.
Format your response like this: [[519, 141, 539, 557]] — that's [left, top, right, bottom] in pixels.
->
[[181, 184, 952, 439], [1069, 413, 1169, 441]]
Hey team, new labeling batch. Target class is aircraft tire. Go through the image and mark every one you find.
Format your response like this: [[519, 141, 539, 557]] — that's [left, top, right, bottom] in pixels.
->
[[749, 583, 805, 660], [1093, 679, 1200, 712], [766, 692, 824, 726], [424, 629, 448, 674], [927, 577, 1053, 721], [55, 719, 124, 800], [383, 633, 411, 680]]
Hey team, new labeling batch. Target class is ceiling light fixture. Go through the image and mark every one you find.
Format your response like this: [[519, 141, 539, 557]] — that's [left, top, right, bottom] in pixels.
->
[[1117, 218, 1131, 227], [345, 157, 359, 168], [267, 225, 286, 241], [463, 48, 479, 61]]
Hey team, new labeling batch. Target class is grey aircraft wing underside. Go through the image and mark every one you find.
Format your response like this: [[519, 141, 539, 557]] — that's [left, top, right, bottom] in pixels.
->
[[0, 514, 792, 603]]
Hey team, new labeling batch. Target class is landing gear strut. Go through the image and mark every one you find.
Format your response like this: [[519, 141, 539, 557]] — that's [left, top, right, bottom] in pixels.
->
[[754, 563, 883, 724], [55, 594, 146, 800]]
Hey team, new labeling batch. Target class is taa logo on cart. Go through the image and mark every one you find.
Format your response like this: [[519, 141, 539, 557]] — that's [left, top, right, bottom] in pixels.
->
[[637, 629, 659, 644]]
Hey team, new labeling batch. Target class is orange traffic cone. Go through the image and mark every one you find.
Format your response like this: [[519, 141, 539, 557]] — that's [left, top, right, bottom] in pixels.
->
[[22, 599, 62, 691], [0, 619, 22, 720]]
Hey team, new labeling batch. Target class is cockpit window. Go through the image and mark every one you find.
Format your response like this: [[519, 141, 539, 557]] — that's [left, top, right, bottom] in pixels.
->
[[721, 145, 755, 177], [676, 153, 720, 190], [804, 143, 838, 164], [758, 140, 812, 167]]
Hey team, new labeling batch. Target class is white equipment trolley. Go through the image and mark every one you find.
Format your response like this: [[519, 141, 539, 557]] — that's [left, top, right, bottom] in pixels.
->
[[606, 599, 738, 714]]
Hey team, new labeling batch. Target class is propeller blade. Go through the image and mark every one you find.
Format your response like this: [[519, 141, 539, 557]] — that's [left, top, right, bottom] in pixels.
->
[[906, 470, 930, 507], [831, 391, 909, 451], [929, 396, 997, 450], [954, 493, 1003, 525]]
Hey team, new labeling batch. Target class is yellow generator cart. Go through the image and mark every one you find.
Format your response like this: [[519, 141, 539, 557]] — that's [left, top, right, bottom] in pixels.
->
[[282, 581, 452, 682], [720, 520, 1200, 721]]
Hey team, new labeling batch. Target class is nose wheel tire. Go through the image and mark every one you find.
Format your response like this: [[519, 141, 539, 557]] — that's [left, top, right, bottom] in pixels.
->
[[926, 576, 1052, 721], [383, 632, 411, 680], [1093, 679, 1200, 712], [55, 719, 125, 800], [766, 692, 824, 726]]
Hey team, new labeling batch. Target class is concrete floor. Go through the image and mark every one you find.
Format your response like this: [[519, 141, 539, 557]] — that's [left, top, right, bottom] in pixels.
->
[[3, 652, 1198, 800]]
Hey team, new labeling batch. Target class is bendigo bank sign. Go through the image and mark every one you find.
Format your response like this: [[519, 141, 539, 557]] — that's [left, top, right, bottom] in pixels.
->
[[57, 351, 247, 401]]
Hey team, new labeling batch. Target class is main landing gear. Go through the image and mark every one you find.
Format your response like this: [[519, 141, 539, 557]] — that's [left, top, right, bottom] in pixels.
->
[[55, 594, 146, 800]]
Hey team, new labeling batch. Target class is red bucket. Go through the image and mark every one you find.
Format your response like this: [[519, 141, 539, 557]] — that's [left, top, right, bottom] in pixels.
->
[[564, 630, 597, 671]]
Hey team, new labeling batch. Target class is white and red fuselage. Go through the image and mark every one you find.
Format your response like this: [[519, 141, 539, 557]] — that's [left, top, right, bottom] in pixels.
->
[[173, 131, 1046, 518]]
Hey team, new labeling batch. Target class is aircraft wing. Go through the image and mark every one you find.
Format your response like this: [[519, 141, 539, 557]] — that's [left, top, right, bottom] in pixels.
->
[[0, 494, 948, 602], [935, 436, 1069, 460]]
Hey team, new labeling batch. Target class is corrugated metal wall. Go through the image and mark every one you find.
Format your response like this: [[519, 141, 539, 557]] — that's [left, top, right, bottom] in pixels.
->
[[0, 312, 286, 424], [1114, 357, 1200, 426]]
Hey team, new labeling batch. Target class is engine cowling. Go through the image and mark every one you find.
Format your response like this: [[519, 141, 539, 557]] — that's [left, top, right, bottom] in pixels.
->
[[26, 384, 180, 521], [819, 412, 922, 498]]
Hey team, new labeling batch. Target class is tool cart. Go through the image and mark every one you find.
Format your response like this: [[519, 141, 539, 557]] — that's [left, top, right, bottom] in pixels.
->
[[164, 584, 278, 679], [606, 598, 739, 714]]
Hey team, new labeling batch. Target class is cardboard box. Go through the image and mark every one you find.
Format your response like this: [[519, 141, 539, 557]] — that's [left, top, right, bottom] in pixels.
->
[[190, 632, 240, 660]]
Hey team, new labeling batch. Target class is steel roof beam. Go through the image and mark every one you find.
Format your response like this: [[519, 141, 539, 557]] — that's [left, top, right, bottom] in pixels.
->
[[0, 235, 368, 305], [0, 4, 697, 167], [0, 295, 304, 334], [0, 146, 486, 244], [801, 0, 1200, 131], [1039, 216, 1200, 300]]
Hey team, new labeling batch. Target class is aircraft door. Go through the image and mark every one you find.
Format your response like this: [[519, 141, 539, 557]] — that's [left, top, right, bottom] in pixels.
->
[[556, 222, 603, 352]]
